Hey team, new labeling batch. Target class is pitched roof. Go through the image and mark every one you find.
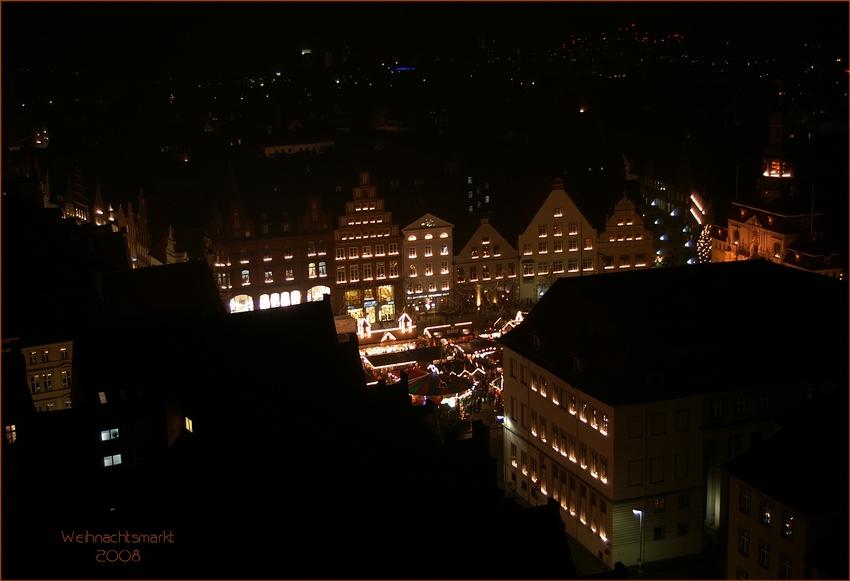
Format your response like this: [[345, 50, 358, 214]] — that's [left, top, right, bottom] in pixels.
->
[[499, 261, 847, 406], [100, 260, 225, 320]]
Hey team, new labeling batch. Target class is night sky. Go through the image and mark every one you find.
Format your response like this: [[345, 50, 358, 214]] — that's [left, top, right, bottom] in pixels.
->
[[4, 2, 848, 78]]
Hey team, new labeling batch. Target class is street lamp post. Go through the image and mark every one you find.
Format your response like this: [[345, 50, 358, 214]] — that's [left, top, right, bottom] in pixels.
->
[[633, 509, 644, 576]]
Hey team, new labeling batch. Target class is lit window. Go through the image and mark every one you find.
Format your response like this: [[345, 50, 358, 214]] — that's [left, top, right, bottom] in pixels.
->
[[101, 428, 120, 441], [41, 349, 49, 362], [103, 454, 122, 467], [554, 206, 562, 217], [265, 269, 274, 282], [761, 499, 772, 525], [568, 221, 578, 235], [522, 243, 532, 255], [539, 224, 547, 237], [98, 392, 107, 404], [5, 425, 16, 444], [409, 247, 417, 259], [782, 511, 794, 539], [60, 346, 69, 359], [440, 244, 448, 255], [185, 417, 193, 432], [568, 240, 578, 252], [28, 350, 36, 364]]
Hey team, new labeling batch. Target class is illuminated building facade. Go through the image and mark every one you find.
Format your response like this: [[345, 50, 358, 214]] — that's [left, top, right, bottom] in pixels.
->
[[401, 213, 453, 314], [712, 98, 842, 278], [207, 195, 334, 314], [333, 172, 404, 324], [21, 341, 74, 412], [454, 217, 519, 313], [597, 194, 655, 273], [499, 261, 845, 572], [517, 178, 598, 302], [113, 189, 156, 268]]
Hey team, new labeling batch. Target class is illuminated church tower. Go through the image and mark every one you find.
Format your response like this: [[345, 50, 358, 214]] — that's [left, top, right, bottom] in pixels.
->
[[720, 87, 825, 266]]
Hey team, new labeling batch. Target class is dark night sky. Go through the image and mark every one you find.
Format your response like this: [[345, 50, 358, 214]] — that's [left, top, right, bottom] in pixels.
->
[[3, 2, 848, 77]]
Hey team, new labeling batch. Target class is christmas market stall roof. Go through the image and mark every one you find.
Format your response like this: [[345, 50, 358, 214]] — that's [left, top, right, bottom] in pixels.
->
[[365, 346, 442, 369]]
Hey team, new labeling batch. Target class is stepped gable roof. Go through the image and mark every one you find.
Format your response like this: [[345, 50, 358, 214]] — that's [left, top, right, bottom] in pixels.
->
[[499, 261, 847, 407]]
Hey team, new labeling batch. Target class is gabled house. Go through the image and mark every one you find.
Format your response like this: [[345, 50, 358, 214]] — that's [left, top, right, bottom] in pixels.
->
[[517, 178, 598, 302], [454, 217, 520, 314], [401, 213, 454, 315]]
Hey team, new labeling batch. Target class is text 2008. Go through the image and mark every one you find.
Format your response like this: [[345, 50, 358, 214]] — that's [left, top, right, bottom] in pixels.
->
[[96, 549, 140, 562]]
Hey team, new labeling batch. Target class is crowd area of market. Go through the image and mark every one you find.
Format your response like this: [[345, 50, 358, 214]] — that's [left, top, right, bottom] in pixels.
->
[[354, 311, 527, 430]]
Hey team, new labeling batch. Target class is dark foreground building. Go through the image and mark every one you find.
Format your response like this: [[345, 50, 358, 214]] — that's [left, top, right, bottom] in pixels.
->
[[3, 253, 578, 579]]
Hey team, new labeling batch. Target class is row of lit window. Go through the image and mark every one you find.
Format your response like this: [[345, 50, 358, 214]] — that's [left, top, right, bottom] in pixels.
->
[[346, 215, 384, 226], [740, 486, 794, 539], [407, 245, 450, 258], [218, 263, 327, 287], [28, 346, 69, 364], [230, 291, 315, 313], [606, 233, 643, 242], [510, 445, 606, 539], [337, 245, 399, 261], [522, 258, 593, 276], [523, 239, 592, 255], [336, 262, 399, 284], [34, 401, 71, 412], [407, 281, 451, 294], [406, 232, 449, 241], [456, 263, 516, 283], [512, 359, 609, 435], [602, 254, 647, 269], [29, 371, 72, 393], [339, 229, 394, 240], [469, 245, 501, 259], [350, 202, 378, 212], [408, 263, 448, 277]]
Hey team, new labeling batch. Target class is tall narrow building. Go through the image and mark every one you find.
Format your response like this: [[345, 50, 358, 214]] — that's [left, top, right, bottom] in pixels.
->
[[333, 172, 404, 325]]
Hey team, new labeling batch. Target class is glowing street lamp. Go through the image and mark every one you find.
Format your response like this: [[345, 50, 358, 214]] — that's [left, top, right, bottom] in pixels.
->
[[633, 509, 644, 575]]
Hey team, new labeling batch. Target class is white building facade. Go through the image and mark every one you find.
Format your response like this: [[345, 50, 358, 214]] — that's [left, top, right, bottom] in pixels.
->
[[517, 179, 597, 302], [454, 218, 520, 313], [401, 213, 453, 314]]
